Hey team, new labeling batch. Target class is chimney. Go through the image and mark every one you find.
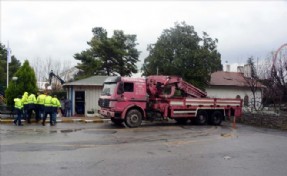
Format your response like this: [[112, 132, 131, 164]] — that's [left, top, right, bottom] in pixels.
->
[[225, 64, 230, 72], [237, 66, 244, 73], [244, 64, 251, 77]]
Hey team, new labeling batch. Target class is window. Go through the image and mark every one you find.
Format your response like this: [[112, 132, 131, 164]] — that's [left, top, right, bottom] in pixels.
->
[[124, 82, 134, 92], [102, 82, 117, 96]]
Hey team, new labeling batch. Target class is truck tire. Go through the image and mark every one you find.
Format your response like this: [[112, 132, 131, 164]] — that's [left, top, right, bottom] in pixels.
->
[[196, 110, 208, 125], [125, 109, 142, 128], [211, 111, 222, 125], [111, 118, 124, 126]]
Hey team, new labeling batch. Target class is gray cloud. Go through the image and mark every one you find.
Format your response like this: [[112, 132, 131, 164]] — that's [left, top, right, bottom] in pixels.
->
[[1, 1, 287, 71]]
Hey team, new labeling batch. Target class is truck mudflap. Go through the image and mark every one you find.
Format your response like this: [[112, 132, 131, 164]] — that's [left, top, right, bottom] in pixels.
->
[[98, 109, 115, 119]]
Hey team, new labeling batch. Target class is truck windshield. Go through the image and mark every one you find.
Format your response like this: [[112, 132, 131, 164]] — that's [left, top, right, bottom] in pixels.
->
[[101, 82, 117, 96]]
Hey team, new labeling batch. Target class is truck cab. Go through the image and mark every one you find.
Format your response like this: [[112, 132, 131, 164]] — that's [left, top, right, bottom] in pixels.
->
[[98, 76, 147, 127]]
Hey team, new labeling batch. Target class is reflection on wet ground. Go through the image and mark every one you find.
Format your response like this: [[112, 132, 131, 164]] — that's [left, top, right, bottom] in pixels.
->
[[0, 122, 236, 153], [2, 120, 287, 176]]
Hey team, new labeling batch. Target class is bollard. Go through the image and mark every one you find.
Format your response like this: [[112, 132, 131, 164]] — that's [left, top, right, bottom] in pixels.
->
[[232, 116, 237, 129]]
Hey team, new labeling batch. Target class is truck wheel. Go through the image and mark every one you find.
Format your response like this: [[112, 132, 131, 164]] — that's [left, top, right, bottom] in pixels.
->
[[125, 109, 142, 128], [211, 111, 222, 125], [111, 118, 124, 126], [175, 118, 188, 124], [196, 111, 208, 125]]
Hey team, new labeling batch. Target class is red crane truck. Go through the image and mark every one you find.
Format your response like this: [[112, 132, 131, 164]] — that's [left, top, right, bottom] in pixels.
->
[[98, 75, 242, 128]]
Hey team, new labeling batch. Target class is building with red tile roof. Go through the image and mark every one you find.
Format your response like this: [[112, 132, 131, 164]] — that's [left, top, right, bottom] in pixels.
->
[[206, 66, 265, 109]]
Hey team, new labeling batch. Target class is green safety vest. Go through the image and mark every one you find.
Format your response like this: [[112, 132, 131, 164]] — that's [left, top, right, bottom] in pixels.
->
[[44, 96, 53, 107], [27, 94, 37, 104], [14, 98, 23, 109], [51, 97, 61, 107], [37, 94, 46, 105], [21, 92, 29, 105]]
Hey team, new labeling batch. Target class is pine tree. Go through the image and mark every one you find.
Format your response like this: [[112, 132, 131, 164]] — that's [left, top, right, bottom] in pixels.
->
[[74, 27, 140, 79], [5, 60, 38, 106]]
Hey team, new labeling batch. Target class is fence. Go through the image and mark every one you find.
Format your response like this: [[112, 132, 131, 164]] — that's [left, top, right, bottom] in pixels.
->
[[0, 105, 16, 118]]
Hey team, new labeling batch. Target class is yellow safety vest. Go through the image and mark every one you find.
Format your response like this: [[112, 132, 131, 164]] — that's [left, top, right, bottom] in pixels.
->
[[27, 94, 37, 104], [37, 94, 46, 105], [21, 92, 29, 105], [44, 96, 53, 107], [14, 98, 23, 109], [51, 97, 61, 108]]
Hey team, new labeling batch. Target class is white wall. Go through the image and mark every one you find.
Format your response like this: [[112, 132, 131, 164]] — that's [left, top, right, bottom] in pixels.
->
[[68, 86, 103, 116], [206, 86, 263, 108], [84, 86, 103, 115]]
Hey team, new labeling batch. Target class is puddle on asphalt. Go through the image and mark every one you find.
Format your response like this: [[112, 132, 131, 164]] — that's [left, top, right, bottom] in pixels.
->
[[48, 129, 117, 135], [45, 128, 90, 134], [50, 130, 58, 133], [83, 129, 117, 135], [2, 127, 118, 135], [60, 129, 83, 133], [38, 128, 86, 134]]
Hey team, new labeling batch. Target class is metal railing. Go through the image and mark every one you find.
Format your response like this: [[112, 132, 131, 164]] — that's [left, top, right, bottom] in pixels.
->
[[0, 105, 16, 118]]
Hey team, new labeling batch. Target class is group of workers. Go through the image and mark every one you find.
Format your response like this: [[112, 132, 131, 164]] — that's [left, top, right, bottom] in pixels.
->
[[13, 92, 68, 126]]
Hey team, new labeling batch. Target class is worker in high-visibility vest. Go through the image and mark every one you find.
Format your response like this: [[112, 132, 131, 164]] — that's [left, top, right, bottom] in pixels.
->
[[36, 92, 46, 122], [42, 93, 53, 126], [26, 93, 37, 124], [14, 95, 24, 126], [51, 95, 61, 125], [21, 92, 29, 120]]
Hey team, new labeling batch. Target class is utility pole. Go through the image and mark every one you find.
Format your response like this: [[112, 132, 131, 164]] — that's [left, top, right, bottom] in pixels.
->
[[7, 42, 11, 88]]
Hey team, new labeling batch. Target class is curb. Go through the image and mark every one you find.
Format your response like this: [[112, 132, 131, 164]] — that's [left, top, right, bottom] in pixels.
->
[[0, 118, 105, 124]]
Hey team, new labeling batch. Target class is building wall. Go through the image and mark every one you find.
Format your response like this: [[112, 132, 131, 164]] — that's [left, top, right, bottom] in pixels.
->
[[84, 86, 103, 115], [66, 85, 103, 116], [206, 86, 263, 108]]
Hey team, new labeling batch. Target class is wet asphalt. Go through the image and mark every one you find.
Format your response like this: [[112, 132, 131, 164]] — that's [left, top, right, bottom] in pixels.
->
[[1, 121, 287, 176]]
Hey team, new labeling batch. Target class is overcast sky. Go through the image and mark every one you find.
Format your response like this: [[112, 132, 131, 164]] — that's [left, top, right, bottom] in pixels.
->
[[1, 0, 287, 73]]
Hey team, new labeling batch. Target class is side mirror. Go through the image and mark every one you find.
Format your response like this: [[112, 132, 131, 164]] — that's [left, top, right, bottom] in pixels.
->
[[117, 82, 124, 94]]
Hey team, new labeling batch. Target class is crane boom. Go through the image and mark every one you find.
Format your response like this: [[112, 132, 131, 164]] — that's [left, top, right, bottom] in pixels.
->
[[49, 70, 65, 85], [146, 75, 207, 98], [176, 79, 207, 98]]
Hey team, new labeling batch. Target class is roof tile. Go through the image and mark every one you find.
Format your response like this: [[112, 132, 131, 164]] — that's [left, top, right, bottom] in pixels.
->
[[209, 71, 264, 87]]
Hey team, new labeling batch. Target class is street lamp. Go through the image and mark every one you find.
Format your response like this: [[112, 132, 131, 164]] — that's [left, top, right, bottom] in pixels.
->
[[12, 77, 18, 92]]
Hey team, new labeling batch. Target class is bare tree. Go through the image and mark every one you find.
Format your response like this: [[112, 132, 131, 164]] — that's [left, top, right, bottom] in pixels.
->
[[244, 57, 264, 110], [30, 57, 75, 91], [273, 48, 287, 102], [256, 46, 287, 109]]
